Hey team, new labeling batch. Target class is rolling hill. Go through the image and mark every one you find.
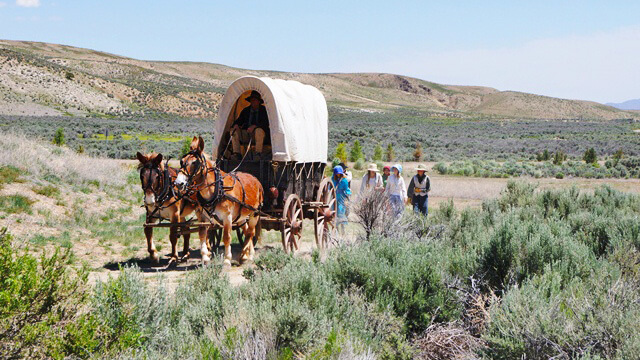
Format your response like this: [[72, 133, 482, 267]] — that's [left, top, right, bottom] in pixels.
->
[[607, 99, 640, 111], [0, 39, 636, 120]]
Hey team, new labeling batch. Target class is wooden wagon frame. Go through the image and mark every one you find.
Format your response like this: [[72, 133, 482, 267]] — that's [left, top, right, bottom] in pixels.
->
[[145, 76, 337, 253]]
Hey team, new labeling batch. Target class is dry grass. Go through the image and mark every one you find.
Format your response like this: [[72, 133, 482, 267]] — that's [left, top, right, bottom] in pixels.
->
[[413, 322, 485, 360], [0, 132, 126, 186]]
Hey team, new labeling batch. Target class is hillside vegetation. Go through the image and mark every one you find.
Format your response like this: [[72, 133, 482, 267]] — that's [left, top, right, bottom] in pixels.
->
[[1, 39, 637, 120]]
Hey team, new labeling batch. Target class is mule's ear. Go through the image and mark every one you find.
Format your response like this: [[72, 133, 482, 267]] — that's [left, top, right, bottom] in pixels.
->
[[136, 152, 146, 163], [152, 153, 163, 166], [197, 136, 205, 153], [189, 136, 199, 151]]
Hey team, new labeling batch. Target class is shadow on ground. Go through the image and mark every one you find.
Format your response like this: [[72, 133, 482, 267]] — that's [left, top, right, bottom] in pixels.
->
[[103, 242, 279, 273]]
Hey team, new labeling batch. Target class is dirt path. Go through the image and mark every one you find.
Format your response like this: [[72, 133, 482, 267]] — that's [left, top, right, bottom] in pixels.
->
[[88, 224, 319, 291]]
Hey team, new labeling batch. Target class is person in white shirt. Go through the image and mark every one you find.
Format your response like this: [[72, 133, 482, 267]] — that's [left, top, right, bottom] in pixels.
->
[[385, 163, 407, 217], [338, 162, 352, 188], [360, 163, 384, 194]]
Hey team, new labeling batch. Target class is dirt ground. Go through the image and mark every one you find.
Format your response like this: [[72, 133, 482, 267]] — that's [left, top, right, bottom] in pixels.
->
[[87, 162, 640, 291]]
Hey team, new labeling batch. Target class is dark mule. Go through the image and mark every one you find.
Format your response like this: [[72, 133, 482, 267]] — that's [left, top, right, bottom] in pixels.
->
[[137, 152, 198, 266], [175, 136, 264, 266]]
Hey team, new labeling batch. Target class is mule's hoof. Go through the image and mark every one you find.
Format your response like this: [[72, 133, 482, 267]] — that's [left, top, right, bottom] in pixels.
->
[[202, 254, 211, 266], [223, 258, 232, 267], [150, 253, 160, 265], [239, 256, 254, 264]]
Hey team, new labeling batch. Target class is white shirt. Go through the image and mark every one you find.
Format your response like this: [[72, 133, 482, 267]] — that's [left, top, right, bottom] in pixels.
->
[[385, 174, 407, 200], [344, 170, 353, 183], [360, 172, 383, 193]]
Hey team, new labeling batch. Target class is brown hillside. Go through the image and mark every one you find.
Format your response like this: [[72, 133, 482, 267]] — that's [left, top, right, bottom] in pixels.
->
[[0, 39, 636, 120]]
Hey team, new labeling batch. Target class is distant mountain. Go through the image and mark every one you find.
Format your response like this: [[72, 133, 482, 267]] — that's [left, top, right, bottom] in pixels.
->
[[0, 39, 637, 120], [606, 99, 640, 111]]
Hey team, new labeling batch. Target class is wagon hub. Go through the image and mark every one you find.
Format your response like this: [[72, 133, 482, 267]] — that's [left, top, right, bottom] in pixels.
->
[[322, 208, 334, 221], [291, 220, 303, 236]]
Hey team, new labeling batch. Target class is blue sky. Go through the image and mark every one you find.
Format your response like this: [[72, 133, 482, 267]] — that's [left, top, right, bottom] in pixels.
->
[[1, 0, 639, 103]]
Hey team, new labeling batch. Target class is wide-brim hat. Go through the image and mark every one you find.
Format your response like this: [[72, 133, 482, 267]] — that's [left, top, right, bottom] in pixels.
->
[[245, 90, 264, 103], [333, 165, 344, 175], [366, 163, 379, 172], [416, 164, 428, 171], [338, 162, 348, 169]]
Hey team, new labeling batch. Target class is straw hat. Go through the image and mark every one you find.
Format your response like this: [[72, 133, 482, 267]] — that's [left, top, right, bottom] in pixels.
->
[[416, 164, 428, 171], [366, 163, 379, 172]]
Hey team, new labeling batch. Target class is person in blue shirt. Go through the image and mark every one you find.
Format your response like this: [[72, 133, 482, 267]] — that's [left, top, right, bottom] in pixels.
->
[[332, 165, 351, 235]]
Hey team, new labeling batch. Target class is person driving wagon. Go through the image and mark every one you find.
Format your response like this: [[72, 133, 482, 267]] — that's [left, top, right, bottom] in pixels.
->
[[230, 90, 270, 160]]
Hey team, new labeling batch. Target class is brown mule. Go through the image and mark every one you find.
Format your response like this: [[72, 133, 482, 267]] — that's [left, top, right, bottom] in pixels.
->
[[175, 136, 264, 266], [137, 152, 198, 266]]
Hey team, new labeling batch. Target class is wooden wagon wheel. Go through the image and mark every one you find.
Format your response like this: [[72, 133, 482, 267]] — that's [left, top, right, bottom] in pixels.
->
[[281, 194, 303, 254], [314, 177, 337, 250]]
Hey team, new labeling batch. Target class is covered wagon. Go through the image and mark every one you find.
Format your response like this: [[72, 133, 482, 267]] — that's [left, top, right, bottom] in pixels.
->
[[211, 76, 337, 252]]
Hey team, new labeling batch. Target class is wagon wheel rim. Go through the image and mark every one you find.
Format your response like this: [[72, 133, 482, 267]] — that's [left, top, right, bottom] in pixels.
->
[[314, 177, 337, 250], [282, 194, 303, 254]]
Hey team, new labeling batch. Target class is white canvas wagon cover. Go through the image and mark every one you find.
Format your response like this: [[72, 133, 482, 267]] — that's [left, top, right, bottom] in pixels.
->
[[213, 76, 328, 163]]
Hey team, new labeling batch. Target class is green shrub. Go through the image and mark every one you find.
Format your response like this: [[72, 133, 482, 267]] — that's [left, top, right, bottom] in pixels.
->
[[555, 171, 564, 179], [434, 162, 448, 175], [349, 140, 364, 162], [484, 263, 640, 359], [353, 158, 365, 170], [334, 143, 348, 163], [0, 228, 88, 359], [33, 184, 61, 198], [0, 165, 23, 188], [385, 143, 394, 162], [583, 147, 597, 164], [372, 144, 383, 161], [325, 238, 460, 333], [0, 194, 34, 214], [53, 127, 65, 146]]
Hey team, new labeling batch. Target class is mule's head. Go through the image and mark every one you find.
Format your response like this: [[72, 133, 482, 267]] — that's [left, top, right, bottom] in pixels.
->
[[137, 152, 164, 206], [175, 136, 206, 190]]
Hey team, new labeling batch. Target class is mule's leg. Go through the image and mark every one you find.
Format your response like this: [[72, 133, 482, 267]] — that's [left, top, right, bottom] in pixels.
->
[[222, 214, 233, 266], [240, 215, 258, 263], [180, 216, 191, 261], [198, 211, 211, 265], [167, 214, 180, 267], [145, 218, 160, 264]]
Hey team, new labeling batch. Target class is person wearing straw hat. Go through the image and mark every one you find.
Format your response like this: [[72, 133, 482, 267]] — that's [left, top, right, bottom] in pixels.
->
[[385, 163, 407, 218], [332, 165, 352, 234], [407, 164, 431, 215], [360, 163, 384, 193], [231, 90, 270, 160]]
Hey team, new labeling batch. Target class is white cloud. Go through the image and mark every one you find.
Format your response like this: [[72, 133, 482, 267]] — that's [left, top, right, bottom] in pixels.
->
[[379, 26, 640, 103], [16, 0, 40, 7]]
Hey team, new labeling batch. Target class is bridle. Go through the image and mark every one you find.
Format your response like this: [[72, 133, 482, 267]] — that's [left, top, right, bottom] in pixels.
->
[[140, 158, 175, 220], [179, 150, 210, 191]]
